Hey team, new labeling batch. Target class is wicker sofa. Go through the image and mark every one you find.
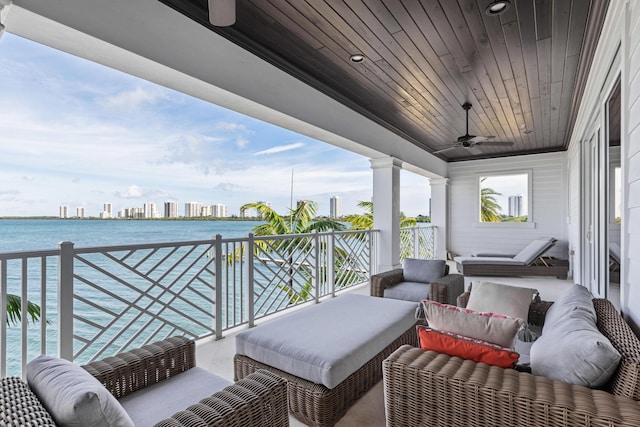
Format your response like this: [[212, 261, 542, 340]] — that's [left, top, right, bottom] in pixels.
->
[[1, 336, 289, 427], [383, 297, 640, 426]]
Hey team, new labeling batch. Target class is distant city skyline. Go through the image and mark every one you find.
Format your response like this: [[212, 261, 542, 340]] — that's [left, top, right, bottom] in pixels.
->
[[1, 33, 431, 218]]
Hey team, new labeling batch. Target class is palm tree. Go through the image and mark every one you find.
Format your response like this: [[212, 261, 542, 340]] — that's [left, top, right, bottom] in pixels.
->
[[480, 179, 503, 222], [343, 200, 417, 230], [6, 295, 42, 326], [241, 200, 345, 304]]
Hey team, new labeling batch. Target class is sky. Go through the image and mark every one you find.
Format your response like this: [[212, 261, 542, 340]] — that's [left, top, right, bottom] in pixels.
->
[[0, 33, 431, 218]]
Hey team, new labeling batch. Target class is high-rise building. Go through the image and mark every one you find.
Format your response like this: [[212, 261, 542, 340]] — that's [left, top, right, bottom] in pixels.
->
[[164, 201, 179, 218], [185, 202, 200, 218], [508, 195, 523, 217], [76, 207, 85, 218], [200, 205, 212, 217], [59, 205, 69, 219], [212, 204, 228, 218], [329, 196, 342, 218], [103, 203, 112, 218], [144, 202, 156, 219]]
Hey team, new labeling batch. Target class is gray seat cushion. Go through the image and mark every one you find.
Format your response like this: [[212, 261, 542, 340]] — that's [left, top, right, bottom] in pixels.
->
[[454, 256, 526, 266], [235, 293, 417, 389], [119, 367, 231, 427], [402, 258, 446, 283], [512, 237, 556, 264], [383, 281, 431, 301], [26, 355, 135, 427]]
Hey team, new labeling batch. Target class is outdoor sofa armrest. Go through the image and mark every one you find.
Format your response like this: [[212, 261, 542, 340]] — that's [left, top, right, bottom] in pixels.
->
[[383, 345, 640, 427], [154, 369, 289, 427], [82, 335, 196, 399], [456, 290, 471, 308], [429, 273, 464, 305], [370, 269, 404, 297]]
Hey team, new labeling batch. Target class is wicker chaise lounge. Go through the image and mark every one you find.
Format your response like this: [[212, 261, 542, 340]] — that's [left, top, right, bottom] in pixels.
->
[[383, 298, 640, 426], [454, 237, 569, 279], [1, 336, 289, 427]]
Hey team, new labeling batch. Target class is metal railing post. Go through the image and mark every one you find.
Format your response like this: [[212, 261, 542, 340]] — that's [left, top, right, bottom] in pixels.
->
[[58, 241, 74, 361], [248, 233, 255, 327], [328, 231, 335, 297], [413, 226, 419, 258], [214, 234, 223, 340], [314, 231, 320, 303]]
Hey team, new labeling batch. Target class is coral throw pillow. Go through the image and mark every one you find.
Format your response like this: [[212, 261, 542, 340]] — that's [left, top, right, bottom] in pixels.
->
[[418, 326, 520, 369]]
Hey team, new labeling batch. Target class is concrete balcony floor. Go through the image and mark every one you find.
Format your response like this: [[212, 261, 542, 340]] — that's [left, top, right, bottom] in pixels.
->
[[193, 264, 586, 426]]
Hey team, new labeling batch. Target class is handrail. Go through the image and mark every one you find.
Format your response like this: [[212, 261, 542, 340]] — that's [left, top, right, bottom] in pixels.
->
[[0, 225, 435, 377]]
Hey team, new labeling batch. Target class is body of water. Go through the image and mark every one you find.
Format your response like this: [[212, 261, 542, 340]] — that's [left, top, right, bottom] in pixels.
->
[[0, 219, 263, 253]]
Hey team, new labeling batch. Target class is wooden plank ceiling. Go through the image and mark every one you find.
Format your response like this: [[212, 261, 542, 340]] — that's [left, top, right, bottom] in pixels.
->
[[159, 0, 609, 162]]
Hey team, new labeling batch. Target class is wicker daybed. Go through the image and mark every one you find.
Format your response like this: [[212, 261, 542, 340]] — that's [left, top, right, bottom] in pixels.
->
[[234, 294, 419, 427], [1, 336, 289, 427], [383, 298, 640, 426]]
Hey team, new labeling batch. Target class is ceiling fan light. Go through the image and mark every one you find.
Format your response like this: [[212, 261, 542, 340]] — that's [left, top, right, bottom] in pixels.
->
[[485, 1, 510, 15], [209, 0, 236, 27]]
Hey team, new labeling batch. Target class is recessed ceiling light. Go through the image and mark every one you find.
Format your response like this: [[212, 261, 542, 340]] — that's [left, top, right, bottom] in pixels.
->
[[485, 1, 510, 15], [349, 54, 365, 63]]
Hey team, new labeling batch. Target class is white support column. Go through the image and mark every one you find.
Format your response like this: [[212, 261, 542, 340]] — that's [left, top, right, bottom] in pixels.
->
[[371, 157, 402, 272], [429, 177, 449, 260]]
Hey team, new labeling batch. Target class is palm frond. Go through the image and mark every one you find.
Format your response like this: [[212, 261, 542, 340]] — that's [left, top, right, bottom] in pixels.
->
[[6, 294, 42, 326]]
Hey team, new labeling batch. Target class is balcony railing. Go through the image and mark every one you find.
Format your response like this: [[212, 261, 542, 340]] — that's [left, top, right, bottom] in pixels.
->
[[0, 225, 435, 377]]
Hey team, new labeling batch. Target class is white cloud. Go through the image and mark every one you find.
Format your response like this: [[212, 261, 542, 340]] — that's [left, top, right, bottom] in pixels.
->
[[254, 142, 304, 155], [101, 87, 166, 110], [118, 185, 143, 198]]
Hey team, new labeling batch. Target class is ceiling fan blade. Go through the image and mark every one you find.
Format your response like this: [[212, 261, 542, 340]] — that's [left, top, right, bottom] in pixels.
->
[[209, 0, 236, 26], [475, 141, 514, 147], [432, 146, 460, 154]]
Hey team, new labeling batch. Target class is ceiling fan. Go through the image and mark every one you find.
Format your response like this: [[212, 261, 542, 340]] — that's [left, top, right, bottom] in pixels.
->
[[208, 0, 236, 26], [433, 102, 514, 154]]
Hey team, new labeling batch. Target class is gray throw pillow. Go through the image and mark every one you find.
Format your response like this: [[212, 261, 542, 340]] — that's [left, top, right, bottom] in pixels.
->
[[26, 355, 134, 427], [531, 308, 621, 388], [543, 283, 595, 334], [466, 281, 537, 320], [403, 258, 446, 283]]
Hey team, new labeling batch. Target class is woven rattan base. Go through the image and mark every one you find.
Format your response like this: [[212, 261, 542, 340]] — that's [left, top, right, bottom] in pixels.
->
[[234, 324, 417, 427]]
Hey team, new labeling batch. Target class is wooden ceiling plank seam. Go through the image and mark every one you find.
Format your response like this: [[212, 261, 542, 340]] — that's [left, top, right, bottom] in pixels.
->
[[356, 0, 403, 34], [566, 0, 590, 58], [502, 79, 526, 143], [441, 0, 511, 140], [456, 0, 512, 126], [420, 0, 474, 79], [515, 0, 541, 100], [480, 1, 514, 86], [557, 53, 581, 150], [337, 3, 472, 135], [250, 0, 324, 49], [306, 0, 457, 135], [534, 0, 553, 40], [550, 0, 571, 84], [271, 1, 447, 135], [536, 36, 552, 147], [548, 81, 562, 147], [397, 0, 449, 56]]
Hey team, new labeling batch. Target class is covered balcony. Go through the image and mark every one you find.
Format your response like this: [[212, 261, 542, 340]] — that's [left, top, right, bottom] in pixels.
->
[[1, 0, 639, 425]]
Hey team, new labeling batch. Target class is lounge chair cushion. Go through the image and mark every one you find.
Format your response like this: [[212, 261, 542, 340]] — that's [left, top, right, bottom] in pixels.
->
[[422, 300, 524, 348], [453, 256, 526, 266], [466, 281, 538, 320], [26, 355, 134, 427], [402, 258, 446, 283], [383, 281, 431, 301], [235, 294, 417, 389], [118, 367, 231, 427], [512, 237, 556, 264], [531, 307, 620, 388]]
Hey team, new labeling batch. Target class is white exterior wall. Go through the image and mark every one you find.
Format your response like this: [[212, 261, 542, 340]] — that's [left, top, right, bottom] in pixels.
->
[[448, 152, 568, 260]]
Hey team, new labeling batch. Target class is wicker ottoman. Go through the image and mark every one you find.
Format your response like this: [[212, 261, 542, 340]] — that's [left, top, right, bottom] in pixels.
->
[[234, 294, 419, 427]]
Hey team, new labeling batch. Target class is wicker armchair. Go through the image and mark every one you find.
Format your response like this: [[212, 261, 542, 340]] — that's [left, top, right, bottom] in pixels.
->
[[1, 337, 289, 427], [383, 298, 640, 426], [370, 265, 464, 305]]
